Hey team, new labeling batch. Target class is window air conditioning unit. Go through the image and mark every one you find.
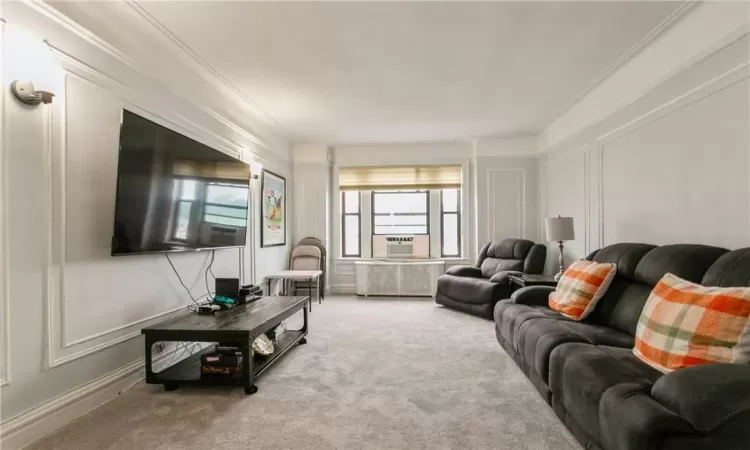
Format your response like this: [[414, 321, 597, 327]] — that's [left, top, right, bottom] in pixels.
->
[[372, 235, 429, 259], [207, 225, 238, 246]]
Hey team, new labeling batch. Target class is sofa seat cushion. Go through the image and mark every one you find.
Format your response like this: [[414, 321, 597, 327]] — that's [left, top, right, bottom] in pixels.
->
[[494, 300, 565, 348], [437, 274, 508, 305], [519, 319, 635, 386], [495, 301, 634, 383], [549, 343, 663, 443]]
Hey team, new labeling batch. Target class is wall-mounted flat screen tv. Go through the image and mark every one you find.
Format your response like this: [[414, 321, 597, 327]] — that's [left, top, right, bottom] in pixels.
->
[[112, 109, 251, 256]]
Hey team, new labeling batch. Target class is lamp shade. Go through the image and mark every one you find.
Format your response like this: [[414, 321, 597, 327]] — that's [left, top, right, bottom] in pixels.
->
[[546, 216, 575, 242]]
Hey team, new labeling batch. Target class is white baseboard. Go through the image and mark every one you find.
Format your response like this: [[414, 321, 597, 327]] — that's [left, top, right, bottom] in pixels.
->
[[0, 348, 187, 449], [0, 360, 143, 449]]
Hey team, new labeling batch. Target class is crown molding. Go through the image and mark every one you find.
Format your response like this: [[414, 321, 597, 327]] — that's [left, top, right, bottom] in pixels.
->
[[123, 1, 291, 138], [18, 0, 290, 163], [19, 0, 142, 72], [539, 0, 700, 137]]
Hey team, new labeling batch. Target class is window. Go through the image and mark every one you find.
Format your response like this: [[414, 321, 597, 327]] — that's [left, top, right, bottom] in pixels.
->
[[203, 182, 249, 228], [441, 189, 461, 257], [372, 191, 429, 235], [173, 179, 199, 240], [341, 191, 361, 257]]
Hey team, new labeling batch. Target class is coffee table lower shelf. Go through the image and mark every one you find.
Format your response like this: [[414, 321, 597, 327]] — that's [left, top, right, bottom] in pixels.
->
[[154, 331, 306, 389]]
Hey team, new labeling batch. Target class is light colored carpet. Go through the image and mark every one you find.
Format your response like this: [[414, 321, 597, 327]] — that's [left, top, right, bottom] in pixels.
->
[[28, 297, 580, 450]]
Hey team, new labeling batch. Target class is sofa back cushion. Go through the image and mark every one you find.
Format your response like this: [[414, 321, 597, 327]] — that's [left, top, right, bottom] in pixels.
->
[[587, 244, 728, 335], [477, 238, 534, 278], [586, 243, 656, 330], [702, 248, 750, 287], [634, 244, 728, 287]]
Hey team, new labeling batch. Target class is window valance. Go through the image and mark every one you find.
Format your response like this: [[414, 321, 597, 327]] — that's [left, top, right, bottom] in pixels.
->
[[339, 165, 462, 191]]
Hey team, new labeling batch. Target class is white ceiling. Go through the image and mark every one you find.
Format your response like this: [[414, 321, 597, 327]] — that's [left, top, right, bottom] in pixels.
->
[[53, 1, 683, 143]]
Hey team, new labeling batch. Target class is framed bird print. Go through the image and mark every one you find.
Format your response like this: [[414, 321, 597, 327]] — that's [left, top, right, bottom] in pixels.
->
[[260, 169, 286, 247]]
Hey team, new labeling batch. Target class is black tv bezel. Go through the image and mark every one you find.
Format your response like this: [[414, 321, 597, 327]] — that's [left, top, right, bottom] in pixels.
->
[[111, 108, 251, 257]]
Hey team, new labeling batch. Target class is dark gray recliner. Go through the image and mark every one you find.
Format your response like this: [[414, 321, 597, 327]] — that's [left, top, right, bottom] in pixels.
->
[[435, 238, 546, 318]]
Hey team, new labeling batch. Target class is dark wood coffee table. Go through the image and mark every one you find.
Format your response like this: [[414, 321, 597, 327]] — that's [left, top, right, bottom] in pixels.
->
[[142, 296, 308, 395]]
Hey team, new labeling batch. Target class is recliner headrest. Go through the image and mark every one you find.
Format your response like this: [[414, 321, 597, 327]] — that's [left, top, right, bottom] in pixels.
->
[[486, 239, 534, 260]]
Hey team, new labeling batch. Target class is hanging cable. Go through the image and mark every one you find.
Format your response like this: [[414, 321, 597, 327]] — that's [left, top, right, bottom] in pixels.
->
[[165, 253, 200, 305], [204, 249, 216, 301]]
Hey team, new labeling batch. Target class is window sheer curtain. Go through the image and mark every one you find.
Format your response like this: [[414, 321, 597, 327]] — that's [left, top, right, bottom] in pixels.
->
[[338, 165, 462, 191]]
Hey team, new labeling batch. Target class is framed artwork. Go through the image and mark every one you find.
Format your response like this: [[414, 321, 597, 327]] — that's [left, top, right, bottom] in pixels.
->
[[260, 169, 286, 247]]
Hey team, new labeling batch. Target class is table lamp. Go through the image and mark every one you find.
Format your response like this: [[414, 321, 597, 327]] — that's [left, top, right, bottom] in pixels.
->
[[546, 215, 575, 281]]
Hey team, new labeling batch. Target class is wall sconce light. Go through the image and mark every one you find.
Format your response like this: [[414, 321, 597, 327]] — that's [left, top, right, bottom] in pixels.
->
[[10, 80, 55, 105], [6, 26, 58, 106]]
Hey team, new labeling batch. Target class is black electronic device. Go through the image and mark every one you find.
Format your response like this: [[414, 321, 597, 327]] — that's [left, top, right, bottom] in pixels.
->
[[216, 278, 240, 298], [244, 295, 262, 304], [232, 283, 262, 305], [239, 283, 262, 297], [111, 109, 251, 256], [233, 294, 261, 306]]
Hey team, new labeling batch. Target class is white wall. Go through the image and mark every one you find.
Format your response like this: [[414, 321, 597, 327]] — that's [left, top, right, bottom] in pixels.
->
[[0, 3, 291, 446], [290, 144, 331, 290], [287, 140, 539, 293], [539, 0, 750, 151], [291, 144, 331, 246], [539, 15, 750, 272], [473, 137, 540, 248]]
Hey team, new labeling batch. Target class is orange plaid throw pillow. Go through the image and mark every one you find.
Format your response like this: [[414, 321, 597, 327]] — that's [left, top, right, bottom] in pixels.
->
[[548, 260, 617, 320], [633, 273, 750, 373]]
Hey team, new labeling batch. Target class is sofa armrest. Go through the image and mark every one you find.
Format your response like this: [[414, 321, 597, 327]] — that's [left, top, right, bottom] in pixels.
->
[[509, 285, 555, 306], [445, 265, 484, 278], [488, 271, 522, 285], [600, 382, 695, 450], [651, 363, 750, 432]]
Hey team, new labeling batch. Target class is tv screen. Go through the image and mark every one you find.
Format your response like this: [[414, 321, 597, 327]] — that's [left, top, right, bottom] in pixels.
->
[[112, 110, 251, 256]]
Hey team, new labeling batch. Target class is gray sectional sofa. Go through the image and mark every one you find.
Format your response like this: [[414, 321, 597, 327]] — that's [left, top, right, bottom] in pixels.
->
[[494, 243, 750, 450]]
